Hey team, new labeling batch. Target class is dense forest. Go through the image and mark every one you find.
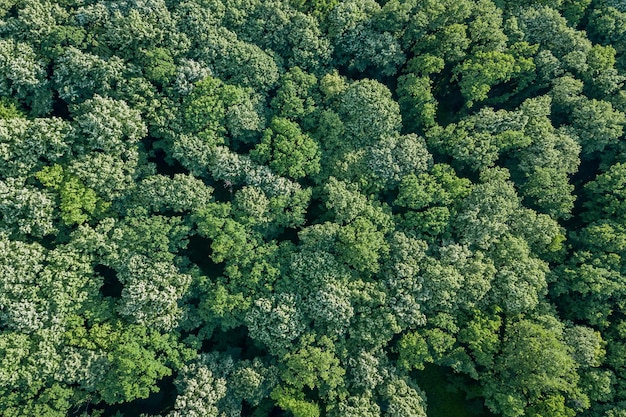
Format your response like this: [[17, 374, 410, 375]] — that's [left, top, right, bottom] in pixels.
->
[[2, 0, 626, 416]]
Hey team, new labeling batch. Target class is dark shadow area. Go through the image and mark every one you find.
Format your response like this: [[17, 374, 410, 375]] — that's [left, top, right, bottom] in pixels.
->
[[51, 91, 71, 120], [95, 264, 123, 298], [201, 326, 266, 360], [242, 399, 286, 417], [38, 234, 57, 250], [562, 156, 601, 231], [303, 196, 327, 226], [571, 156, 601, 188], [99, 374, 177, 417], [414, 364, 494, 417], [433, 69, 466, 126], [147, 146, 190, 178], [274, 227, 300, 245], [210, 179, 237, 202], [179, 234, 224, 280]]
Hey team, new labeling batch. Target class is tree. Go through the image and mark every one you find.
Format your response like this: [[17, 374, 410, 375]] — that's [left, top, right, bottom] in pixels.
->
[[270, 67, 319, 127], [453, 51, 518, 107], [0, 39, 51, 115], [335, 78, 402, 148], [236, 0, 332, 73], [52, 47, 126, 105], [280, 334, 345, 400], [70, 95, 147, 155], [583, 162, 626, 223], [36, 164, 110, 226], [250, 117, 321, 180], [453, 167, 521, 250], [379, 376, 427, 417], [116, 254, 192, 331], [0, 177, 57, 238], [180, 75, 264, 146], [482, 316, 586, 417], [327, 0, 406, 76], [190, 27, 280, 93], [570, 98, 626, 155], [2, 0, 626, 415], [168, 360, 226, 417], [245, 293, 307, 356]]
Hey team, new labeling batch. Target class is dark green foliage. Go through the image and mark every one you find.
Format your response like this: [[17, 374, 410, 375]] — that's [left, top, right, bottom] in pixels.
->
[[1, 0, 626, 416]]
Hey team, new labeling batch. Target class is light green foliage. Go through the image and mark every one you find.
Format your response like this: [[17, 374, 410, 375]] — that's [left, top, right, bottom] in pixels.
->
[[67, 148, 148, 201], [65, 321, 186, 405], [53, 48, 126, 105], [270, 67, 319, 126], [141, 47, 176, 85], [583, 162, 626, 223], [194, 202, 257, 264], [0, 117, 71, 178], [281, 334, 345, 399], [236, 0, 332, 72], [0, 236, 50, 332], [395, 164, 471, 239], [128, 174, 213, 214], [245, 293, 306, 356], [380, 232, 428, 330], [0, 330, 72, 417], [458, 310, 502, 369], [169, 362, 226, 417], [571, 98, 626, 155], [116, 255, 192, 331], [251, 117, 320, 179], [322, 178, 393, 272], [426, 106, 531, 172], [396, 163, 472, 210], [328, 0, 406, 76], [453, 51, 517, 106], [483, 317, 584, 417], [0, 177, 57, 237], [271, 386, 321, 417], [71, 95, 146, 155], [335, 78, 402, 148], [191, 26, 280, 93], [0, 39, 51, 115], [397, 73, 438, 131], [380, 377, 427, 417], [166, 353, 276, 417], [367, 134, 433, 190], [565, 325, 606, 368], [36, 164, 110, 226], [404, 0, 473, 63], [453, 168, 521, 249], [587, 6, 626, 71], [0, 98, 24, 119], [182, 75, 263, 144], [397, 331, 433, 371], [421, 244, 495, 315], [1, 0, 626, 415], [97, 0, 183, 61], [510, 96, 580, 219], [518, 6, 591, 61], [328, 395, 381, 417], [486, 235, 548, 314]]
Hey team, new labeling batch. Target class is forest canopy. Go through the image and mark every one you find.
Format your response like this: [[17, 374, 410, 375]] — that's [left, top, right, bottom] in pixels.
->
[[1, 0, 626, 416]]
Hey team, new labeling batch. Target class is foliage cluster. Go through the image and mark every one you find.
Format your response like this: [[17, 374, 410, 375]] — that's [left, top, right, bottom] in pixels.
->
[[1, 0, 626, 416]]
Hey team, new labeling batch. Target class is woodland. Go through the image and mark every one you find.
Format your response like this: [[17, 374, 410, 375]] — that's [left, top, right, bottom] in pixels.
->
[[1, 0, 626, 416]]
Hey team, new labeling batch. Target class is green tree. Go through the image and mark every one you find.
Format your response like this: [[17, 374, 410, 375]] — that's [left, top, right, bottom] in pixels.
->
[[0, 39, 51, 115], [483, 317, 586, 417], [251, 117, 321, 179]]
